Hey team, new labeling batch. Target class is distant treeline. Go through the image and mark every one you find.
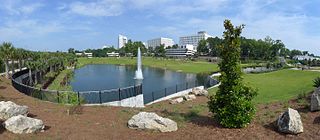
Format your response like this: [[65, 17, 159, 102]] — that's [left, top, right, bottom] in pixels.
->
[[197, 36, 317, 61]]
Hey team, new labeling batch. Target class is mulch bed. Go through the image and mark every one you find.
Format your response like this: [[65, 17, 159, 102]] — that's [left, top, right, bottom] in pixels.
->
[[0, 76, 319, 140]]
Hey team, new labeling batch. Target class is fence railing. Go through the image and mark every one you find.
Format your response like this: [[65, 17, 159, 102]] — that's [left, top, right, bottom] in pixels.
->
[[11, 69, 142, 105], [143, 77, 218, 104]]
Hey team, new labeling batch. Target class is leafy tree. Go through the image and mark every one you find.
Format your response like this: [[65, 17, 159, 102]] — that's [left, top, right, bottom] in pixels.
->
[[68, 48, 75, 54], [207, 37, 223, 57], [208, 20, 257, 128], [154, 45, 166, 57], [197, 39, 209, 55]]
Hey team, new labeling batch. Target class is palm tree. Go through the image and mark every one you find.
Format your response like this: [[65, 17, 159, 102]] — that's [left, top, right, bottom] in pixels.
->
[[0, 42, 14, 79], [15, 48, 27, 71], [25, 61, 34, 85], [10, 47, 17, 74]]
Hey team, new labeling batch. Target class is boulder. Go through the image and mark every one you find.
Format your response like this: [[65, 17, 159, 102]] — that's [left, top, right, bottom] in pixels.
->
[[0, 101, 28, 120], [128, 112, 177, 132], [183, 94, 196, 101], [3, 115, 45, 134], [310, 88, 320, 111], [191, 88, 208, 96], [277, 108, 303, 134], [169, 97, 184, 104]]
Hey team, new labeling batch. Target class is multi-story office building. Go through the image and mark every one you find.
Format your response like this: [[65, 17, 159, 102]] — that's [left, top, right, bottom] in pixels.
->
[[147, 37, 174, 50], [179, 31, 213, 50], [118, 34, 128, 49], [165, 44, 196, 58]]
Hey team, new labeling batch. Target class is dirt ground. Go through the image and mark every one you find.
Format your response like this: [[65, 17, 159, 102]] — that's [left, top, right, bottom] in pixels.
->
[[0, 77, 319, 140]]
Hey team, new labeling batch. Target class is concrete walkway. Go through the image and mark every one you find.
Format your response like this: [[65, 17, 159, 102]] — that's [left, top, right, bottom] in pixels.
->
[[0, 67, 27, 76]]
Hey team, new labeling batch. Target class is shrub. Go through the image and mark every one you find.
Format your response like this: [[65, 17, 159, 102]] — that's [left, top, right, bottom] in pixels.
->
[[313, 77, 320, 88], [208, 20, 257, 128]]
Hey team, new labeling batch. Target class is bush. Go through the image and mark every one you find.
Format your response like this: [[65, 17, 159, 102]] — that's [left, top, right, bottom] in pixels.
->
[[208, 20, 257, 128], [313, 77, 320, 88]]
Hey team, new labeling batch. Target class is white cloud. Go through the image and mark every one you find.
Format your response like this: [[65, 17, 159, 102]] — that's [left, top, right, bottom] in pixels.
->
[[20, 3, 44, 14], [67, 0, 124, 17], [0, 0, 44, 15]]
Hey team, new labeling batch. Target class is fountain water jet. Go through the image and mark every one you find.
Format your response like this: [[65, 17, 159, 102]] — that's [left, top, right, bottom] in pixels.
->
[[135, 47, 143, 80]]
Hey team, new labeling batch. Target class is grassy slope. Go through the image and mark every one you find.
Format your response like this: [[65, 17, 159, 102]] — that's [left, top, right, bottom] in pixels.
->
[[209, 69, 319, 104], [78, 57, 219, 74], [47, 69, 73, 91], [245, 69, 319, 103]]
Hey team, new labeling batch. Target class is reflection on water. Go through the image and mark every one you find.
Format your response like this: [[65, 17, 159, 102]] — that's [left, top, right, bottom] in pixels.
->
[[71, 64, 208, 94]]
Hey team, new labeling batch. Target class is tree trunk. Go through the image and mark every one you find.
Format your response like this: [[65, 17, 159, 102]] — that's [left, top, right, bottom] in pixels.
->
[[34, 70, 38, 85], [4, 60, 10, 79], [18, 59, 22, 71], [29, 69, 33, 86], [11, 60, 15, 75]]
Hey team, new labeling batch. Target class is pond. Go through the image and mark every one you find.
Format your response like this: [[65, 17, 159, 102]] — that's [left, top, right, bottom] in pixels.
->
[[70, 64, 210, 103]]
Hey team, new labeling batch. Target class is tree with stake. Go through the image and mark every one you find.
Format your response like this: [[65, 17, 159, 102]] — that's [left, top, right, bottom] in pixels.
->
[[208, 20, 257, 128]]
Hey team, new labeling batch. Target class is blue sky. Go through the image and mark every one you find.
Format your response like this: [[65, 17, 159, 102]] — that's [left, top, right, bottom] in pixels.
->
[[0, 0, 319, 55]]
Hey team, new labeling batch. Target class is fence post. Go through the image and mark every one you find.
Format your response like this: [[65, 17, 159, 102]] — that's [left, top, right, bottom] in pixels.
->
[[118, 88, 121, 101], [57, 91, 60, 103], [40, 89, 43, 100], [176, 84, 178, 93], [77, 92, 80, 105], [99, 91, 102, 104], [164, 88, 167, 96]]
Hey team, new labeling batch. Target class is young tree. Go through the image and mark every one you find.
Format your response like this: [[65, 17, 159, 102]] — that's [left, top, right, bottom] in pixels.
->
[[208, 20, 257, 128], [197, 39, 209, 55]]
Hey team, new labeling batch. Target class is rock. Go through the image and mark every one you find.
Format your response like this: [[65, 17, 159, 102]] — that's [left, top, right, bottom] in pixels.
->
[[128, 112, 178, 132], [169, 97, 184, 104], [191, 88, 208, 96], [277, 108, 303, 134], [0, 101, 28, 120], [3, 115, 45, 134], [311, 88, 320, 111], [183, 94, 196, 101]]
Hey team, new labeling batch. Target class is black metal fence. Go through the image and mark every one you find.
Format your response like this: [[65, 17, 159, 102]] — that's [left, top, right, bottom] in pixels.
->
[[143, 77, 219, 104], [11, 69, 142, 105]]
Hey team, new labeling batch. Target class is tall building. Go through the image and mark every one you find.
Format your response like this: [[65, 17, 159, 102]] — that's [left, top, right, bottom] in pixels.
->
[[147, 37, 174, 50], [118, 34, 128, 49], [179, 31, 213, 50]]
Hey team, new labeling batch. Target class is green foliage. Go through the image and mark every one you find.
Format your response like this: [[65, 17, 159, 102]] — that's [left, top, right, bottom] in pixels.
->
[[58, 92, 84, 105], [313, 77, 320, 88], [154, 45, 166, 57], [208, 19, 257, 128], [197, 39, 209, 55]]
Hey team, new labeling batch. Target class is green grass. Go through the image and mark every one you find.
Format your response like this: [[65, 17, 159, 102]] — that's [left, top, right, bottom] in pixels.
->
[[77, 57, 219, 74], [208, 69, 319, 104], [244, 69, 319, 103], [47, 69, 73, 91]]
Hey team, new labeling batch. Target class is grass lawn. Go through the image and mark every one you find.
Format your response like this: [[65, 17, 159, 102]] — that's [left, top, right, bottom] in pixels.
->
[[77, 57, 219, 74], [209, 69, 320, 104]]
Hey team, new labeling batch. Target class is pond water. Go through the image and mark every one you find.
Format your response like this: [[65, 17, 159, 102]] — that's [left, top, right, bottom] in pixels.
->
[[70, 64, 210, 103]]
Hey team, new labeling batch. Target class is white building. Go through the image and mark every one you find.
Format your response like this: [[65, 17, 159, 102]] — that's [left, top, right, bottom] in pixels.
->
[[293, 55, 320, 61], [107, 52, 120, 57], [147, 37, 174, 50], [179, 31, 213, 50], [165, 45, 196, 58], [118, 34, 128, 49], [76, 52, 93, 58]]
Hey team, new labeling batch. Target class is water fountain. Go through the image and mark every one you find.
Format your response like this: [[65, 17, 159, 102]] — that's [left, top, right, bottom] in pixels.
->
[[135, 47, 143, 80]]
